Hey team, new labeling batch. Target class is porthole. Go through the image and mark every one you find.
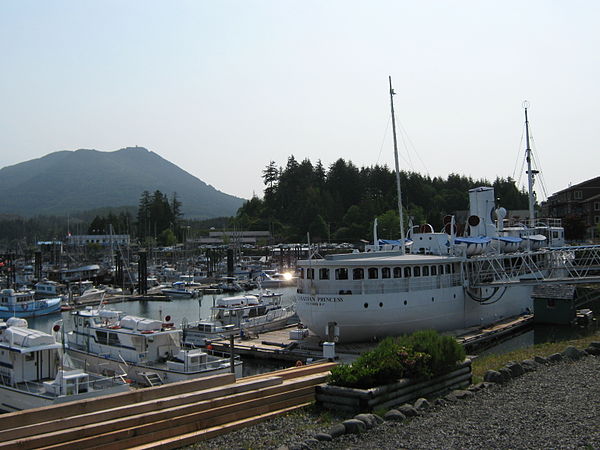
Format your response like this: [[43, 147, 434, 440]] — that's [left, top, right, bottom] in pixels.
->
[[431, 297, 434, 302], [403, 300, 407, 305], [453, 294, 456, 299], [363, 303, 369, 308], [379, 302, 383, 308]]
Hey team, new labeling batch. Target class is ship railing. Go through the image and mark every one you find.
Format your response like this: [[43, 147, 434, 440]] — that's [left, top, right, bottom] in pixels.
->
[[467, 246, 600, 286]]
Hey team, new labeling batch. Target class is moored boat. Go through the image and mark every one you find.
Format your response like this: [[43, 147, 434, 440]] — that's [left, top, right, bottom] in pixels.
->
[[66, 307, 242, 386], [182, 290, 296, 346], [0, 318, 129, 412], [0, 288, 61, 319]]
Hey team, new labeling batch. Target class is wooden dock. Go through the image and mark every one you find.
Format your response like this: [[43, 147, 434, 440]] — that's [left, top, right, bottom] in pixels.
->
[[209, 315, 535, 363], [0, 362, 335, 450]]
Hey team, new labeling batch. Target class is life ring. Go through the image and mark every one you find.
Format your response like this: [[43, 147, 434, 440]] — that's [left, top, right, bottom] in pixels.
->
[[295, 360, 303, 367]]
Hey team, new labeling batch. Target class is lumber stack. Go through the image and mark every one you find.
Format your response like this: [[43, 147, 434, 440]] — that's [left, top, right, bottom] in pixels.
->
[[0, 362, 335, 450]]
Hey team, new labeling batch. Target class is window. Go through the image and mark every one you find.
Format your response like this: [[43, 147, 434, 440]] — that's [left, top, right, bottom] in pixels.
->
[[299, 268, 304, 279], [595, 202, 600, 211], [439, 265, 444, 275], [595, 216, 600, 225], [307, 268, 314, 280], [393, 267, 402, 278], [381, 267, 391, 279], [108, 333, 120, 346], [96, 330, 108, 345], [423, 266, 429, 276], [335, 268, 348, 280], [431, 266, 437, 276], [574, 190, 582, 200], [414, 266, 421, 277], [368, 268, 379, 279], [319, 268, 330, 280], [353, 268, 364, 280], [404, 267, 412, 278]]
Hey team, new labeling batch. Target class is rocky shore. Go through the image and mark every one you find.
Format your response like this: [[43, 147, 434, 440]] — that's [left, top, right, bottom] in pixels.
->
[[200, 344, 600, 450]]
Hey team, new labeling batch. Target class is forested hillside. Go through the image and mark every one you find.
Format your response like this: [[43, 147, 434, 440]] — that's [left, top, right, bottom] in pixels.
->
[[234, 156, 529, 242]]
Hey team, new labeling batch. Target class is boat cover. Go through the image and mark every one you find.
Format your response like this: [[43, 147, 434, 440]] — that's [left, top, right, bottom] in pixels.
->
[[3, 326, 57, 348], [120, 315, 162, 331], [455, 237, 492, 245], [492, 236, 522, 243]]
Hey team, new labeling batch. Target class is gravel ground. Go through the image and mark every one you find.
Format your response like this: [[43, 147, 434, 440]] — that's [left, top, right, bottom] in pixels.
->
[[199, 355, 600, 450]]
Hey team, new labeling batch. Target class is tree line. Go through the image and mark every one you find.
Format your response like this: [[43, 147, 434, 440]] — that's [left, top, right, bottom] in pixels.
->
[[233, 156, 531, 242]]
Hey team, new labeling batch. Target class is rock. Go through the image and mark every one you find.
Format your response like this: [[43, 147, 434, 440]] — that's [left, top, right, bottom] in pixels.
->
[[384, 409, 406, 421], [547, 353, 563, 363], [343, 418, 367, 434], [314, 432, 332, 441], [482, 381, 496, 389], [305, 438, 320, 448], [521, 359, 538, 372], [289, 444, 308, 450], [562, 346, 584, 360], [355, 413, 377, 429], [534, 355, 548, 364], [275, 446, 290, 450], [414, 397, 431, 410], [434, 398, 446, 407], [452, 389, 474, 399], [505, 361, 525, 378], [397, 403, 419, 417], [328, 423, 346, 438], [588, 341, 600, 349], [499, 367, 513, 382], [484, 370, 504, 383], [585, 345, 600, 356]]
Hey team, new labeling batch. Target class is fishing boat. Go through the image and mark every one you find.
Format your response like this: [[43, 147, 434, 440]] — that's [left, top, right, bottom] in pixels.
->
[[0, 288, 61, 319], [293, 84, 583, 343], [182, 290, 296, 346], [66, 307, 242, 386], [0, 318, 129, 412]]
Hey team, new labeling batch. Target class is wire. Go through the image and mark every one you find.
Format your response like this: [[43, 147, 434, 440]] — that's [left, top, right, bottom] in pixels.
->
[[376, 116, 391, 166]]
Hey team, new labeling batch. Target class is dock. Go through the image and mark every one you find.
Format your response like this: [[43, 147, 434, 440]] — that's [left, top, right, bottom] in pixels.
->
[[208, 315, 535, 363]]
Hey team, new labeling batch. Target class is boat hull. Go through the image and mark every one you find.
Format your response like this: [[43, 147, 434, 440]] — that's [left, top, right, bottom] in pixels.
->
[[0, 297, 62, 319], [295, 284, 532, 343]]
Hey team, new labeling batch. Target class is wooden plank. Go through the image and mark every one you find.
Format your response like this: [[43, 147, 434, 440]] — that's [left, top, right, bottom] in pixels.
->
[[243, 362, 335, 381], [128, 403, 313, 450], [90, 390, 317, 450], [5, 374, 326, 450], [2, 376, 283, 442], [0, 373, 235, 432]]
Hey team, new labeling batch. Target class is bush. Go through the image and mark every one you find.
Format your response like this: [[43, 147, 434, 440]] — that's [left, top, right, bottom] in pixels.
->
[[395, 329, 466, 376], [328, 331, 465, 389]]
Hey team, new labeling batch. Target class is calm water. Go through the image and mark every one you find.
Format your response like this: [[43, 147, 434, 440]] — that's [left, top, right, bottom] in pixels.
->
[[26, 289, 599, 360]]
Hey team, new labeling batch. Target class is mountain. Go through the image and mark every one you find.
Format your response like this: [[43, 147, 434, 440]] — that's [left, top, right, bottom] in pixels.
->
[[0, 147, 246, 219]]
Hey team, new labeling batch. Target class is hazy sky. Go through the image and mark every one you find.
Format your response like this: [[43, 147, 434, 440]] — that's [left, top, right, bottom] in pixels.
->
[[1, 1, 598, 203]]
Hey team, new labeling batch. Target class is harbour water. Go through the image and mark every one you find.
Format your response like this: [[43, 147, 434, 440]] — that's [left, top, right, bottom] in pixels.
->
[[24, 289, 599, 363]]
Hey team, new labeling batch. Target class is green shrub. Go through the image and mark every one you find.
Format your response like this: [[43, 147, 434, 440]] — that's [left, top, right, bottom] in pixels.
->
[[328, 331, 465, 389], [395, 329, 465, 376]]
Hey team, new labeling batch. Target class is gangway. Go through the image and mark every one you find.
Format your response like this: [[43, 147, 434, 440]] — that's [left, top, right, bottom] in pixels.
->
[[466, 245, 600, 288]]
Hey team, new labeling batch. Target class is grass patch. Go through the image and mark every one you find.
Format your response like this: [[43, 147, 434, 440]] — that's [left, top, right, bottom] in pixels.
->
[[471, 330, 600, 383]]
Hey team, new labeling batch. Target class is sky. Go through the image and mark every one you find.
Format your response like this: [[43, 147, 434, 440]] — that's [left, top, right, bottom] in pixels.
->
[[1, 1, 599, 204]]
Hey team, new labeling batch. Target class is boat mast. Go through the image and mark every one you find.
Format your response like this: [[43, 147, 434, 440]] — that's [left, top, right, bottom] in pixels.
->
[[389, 76, 406, 254], [523, 100, 538, 224]]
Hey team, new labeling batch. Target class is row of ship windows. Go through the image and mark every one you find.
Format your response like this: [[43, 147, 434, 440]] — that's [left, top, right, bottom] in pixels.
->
[[300, 264, 457, 281]]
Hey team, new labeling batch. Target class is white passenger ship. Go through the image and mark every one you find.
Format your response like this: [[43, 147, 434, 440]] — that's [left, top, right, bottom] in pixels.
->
[[295, 85, 572, 343]]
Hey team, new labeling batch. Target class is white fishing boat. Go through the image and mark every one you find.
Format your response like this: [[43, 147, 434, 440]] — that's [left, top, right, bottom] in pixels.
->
[[182, 290, 296, 346], [0, 318, 129, 412], [294, 85, 583, 343], [66, 307, 242, 386], [161, 282, 198, 300], [34, 279, 67, 299], [0, 288, 62, 319]]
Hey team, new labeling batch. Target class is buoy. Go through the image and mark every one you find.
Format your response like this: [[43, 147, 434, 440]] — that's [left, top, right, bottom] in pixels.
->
[[295, 360, 303, 367], [206, 344, 213, 351]]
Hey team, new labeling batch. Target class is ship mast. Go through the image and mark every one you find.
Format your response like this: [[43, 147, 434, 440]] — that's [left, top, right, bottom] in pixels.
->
[[389, 76, 406, 254], [523, 100, 538, 225]]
